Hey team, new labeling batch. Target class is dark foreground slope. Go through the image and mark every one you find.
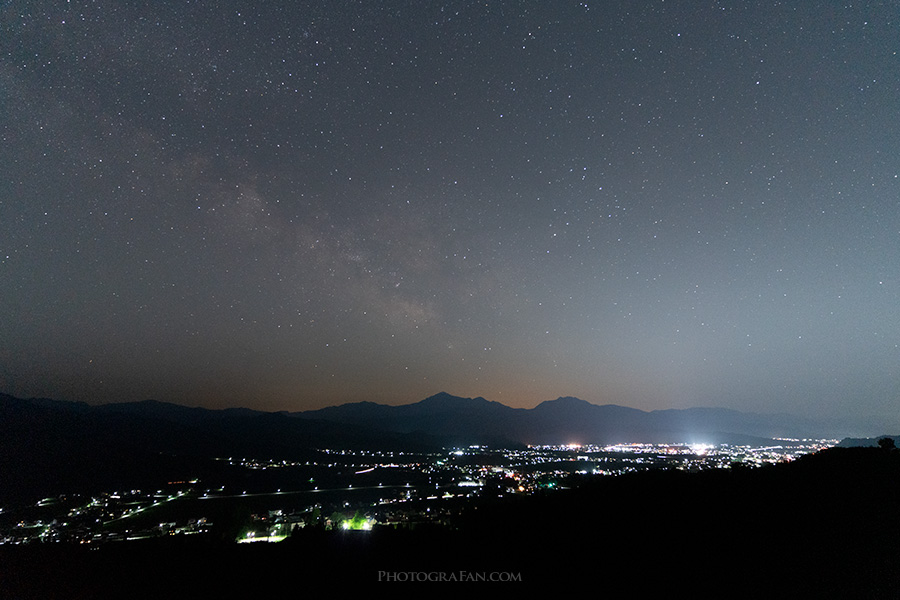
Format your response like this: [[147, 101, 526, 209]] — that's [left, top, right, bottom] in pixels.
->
[[2, 447, 898, 597]]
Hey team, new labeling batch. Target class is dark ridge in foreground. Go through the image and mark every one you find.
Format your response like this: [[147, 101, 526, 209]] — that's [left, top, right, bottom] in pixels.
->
[[2, 447, 898, 597], [837, 434, 900, 447]]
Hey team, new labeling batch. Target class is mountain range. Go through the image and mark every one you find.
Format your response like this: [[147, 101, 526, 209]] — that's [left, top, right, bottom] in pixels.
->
[[2, 390, 887, 452], [1, 390, 894, 503], [289, 391, 879, 445]]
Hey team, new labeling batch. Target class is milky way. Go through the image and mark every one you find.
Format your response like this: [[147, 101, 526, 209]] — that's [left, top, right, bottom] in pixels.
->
[[2, 2, 898, 419]]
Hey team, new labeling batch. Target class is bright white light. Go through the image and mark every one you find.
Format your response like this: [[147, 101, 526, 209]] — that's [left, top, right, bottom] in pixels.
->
[[691, 444, 712, 455]]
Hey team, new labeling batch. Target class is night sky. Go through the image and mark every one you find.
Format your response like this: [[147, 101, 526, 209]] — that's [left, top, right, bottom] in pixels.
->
[[2, 2, 898, 420]]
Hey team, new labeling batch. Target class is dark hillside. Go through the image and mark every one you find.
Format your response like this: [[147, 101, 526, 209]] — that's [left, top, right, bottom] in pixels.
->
[[2, 447, 897, 597]]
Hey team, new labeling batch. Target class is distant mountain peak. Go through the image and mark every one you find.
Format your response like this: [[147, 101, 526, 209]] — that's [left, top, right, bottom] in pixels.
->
[[420, 392, 488, 404], [423, 391, 461, 401], [553, 396, 593, 404], [534, 396, 595, 409]]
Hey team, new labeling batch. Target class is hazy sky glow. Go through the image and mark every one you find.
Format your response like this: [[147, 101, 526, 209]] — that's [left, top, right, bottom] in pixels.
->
[[2, 2, 898, 416]]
